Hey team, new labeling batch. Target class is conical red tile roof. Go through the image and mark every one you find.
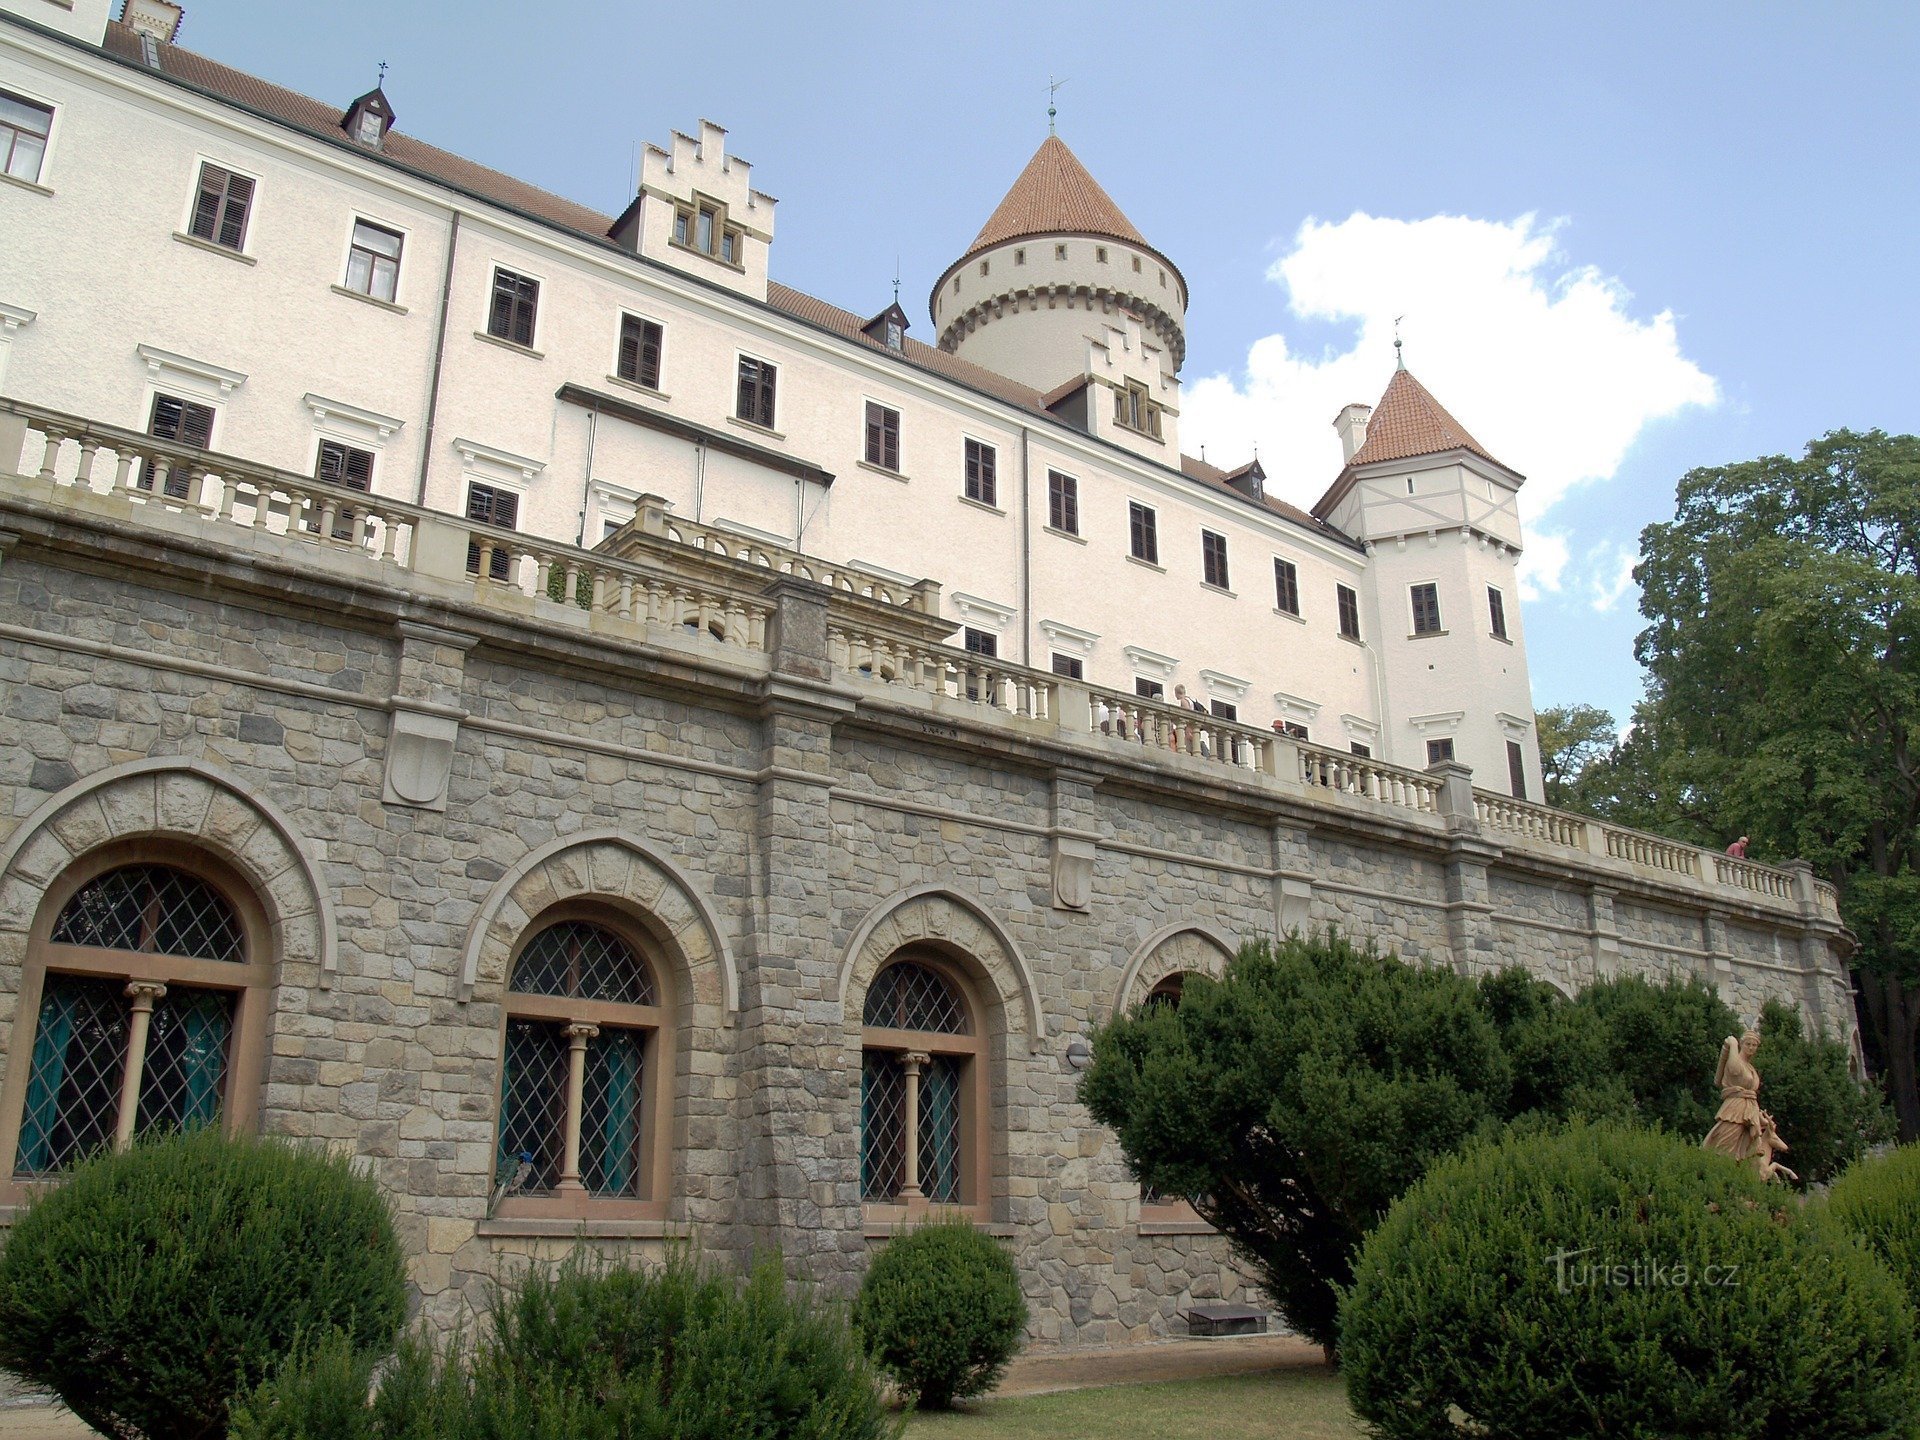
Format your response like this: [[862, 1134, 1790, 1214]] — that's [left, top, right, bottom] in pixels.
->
[[965, 135, 1148, 257], [1345, 368, 1501, 469]]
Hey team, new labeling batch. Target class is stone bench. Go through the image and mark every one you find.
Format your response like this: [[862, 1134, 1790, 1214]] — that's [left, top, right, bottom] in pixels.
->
[[1184, 1301, 1268, 1338]]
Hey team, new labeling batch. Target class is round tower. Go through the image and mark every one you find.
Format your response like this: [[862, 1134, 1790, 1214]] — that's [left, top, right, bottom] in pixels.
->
[[930, 135, 1187, 392]]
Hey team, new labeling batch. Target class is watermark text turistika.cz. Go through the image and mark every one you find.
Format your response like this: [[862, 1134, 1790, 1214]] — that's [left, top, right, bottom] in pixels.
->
[[1544, 1247, 1740, 1293]]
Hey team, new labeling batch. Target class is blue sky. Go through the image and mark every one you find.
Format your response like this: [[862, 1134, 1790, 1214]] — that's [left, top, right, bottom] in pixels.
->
[[169, 1, 1918, 729]]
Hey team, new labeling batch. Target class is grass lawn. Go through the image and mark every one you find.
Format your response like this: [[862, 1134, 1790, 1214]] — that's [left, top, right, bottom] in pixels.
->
[[902, 1368, 1362, 1440]]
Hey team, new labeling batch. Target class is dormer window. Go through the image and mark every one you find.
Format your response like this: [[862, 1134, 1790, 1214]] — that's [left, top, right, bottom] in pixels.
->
[[885, 319, 903, 350], [860, 303, 911, 354], [673, 196, 743, 268], [341, 86, 394, 151], [1114, 380, 1162, 440]]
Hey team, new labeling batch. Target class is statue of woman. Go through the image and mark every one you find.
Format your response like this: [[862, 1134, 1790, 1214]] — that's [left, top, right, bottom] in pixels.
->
[[1703, 1031, 1790, 1181]]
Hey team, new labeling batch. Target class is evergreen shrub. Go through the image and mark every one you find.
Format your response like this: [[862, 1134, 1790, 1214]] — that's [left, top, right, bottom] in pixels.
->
[[1829, 1142, 1920, 1319], [0, 1126, 406, 1440], [855, 1216, 1028, 1409], [1340, 1122, 1920, 1440]]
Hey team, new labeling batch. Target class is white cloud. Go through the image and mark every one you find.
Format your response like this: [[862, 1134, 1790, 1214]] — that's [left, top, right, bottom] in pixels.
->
[[1518, 530, 1570, 603], [1587, 541, 1640, 614], [1182, 213, 1718, 532]]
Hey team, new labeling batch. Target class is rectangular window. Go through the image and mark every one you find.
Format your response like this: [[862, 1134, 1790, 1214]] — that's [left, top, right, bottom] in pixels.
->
[[1411, 582, 1443, 636], [1134, 677, 1165, 701], [1350, 742, 1372, 758], [1047, 470, 1078, 534], [1508, 740, 1528, 799], [1051, 653, 1083, 680], [188, 162, 253, 251], [1114, 380, 1161, 438], [1274, 558, 1300, 615], [1129, 502, 1159, 564], [963, 438, 996, 504], [1210, 700, 1238, 722], [1201, 530, 1230, 589], [142, 392, 214, 499], [696, 207, 715, 254], [1488, 585, 1508, 640], [617, 315, 664, 391], [1337, 583, 1361, 640], [736, 356, 777, 428], [0, 90, 52, 184], [720, 228, 741, 265], [344, 219, 403, 303], [962, 627, 997, 657], [487, 268, 539, 348], [316, 439, 373, 491], [1279, 720, 1310, 741], [464, 482, 519, 582], [1427, 738, 1456, 766], [673, 210, 689, 245], [865, 403, 902, 472]]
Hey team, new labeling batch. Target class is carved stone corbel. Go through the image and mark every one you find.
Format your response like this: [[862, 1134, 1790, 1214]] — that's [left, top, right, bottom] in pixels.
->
[[382, 702, 461, 810], [1053, 834, 1096, 911]]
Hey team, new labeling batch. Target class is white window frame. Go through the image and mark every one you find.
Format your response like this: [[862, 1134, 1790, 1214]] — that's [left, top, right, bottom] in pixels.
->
[[338, 214, 410, 306], [483, 262, 547, 351], [179, 155, 262, 254], [0, 81, 58, 190], [613, 310, 668, 394]]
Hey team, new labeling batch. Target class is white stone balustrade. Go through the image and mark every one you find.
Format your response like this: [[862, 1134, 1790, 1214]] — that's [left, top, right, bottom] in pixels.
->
[[1474, 790, 1587, 847], [1082, 684, 1280, 777], [1300, 742, 1442, 814], [829, 622, 1055, 721]]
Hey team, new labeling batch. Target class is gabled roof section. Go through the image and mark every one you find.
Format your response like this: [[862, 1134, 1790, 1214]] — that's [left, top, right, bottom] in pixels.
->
[[1343, 367, 1503, 470], [965, 135, 1147, 258], [1181, 455, 1358, 548]]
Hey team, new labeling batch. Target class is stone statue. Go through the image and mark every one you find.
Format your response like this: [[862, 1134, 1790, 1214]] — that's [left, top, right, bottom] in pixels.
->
[[1703, 1031, 1793, 1183]]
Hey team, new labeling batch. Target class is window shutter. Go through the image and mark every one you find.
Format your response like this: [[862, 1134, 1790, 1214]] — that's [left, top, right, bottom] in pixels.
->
[[640, 323, 662, 389], [179, 402, 214, 450], [866, 404, 883, 465], [217, 172, 252, 249], [617, 317, 641, 380], [512, 278, 536, 347], [190, 166, 227, 241]]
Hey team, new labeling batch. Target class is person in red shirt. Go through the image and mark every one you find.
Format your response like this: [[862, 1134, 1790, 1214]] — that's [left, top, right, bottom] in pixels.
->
[[1726, 836, 1750, 858]]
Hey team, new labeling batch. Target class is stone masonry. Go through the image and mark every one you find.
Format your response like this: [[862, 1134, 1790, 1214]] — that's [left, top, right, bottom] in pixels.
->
[[0, 452, 1859, 1347]]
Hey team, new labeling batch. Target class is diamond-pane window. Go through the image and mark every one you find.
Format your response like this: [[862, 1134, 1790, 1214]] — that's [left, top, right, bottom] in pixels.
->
[[580, 1029, 645, 1197], [511, 921, 655, 1005], [135, 987, 232, 1136], [497, 1018, 569, 1194], [919, 1056, 961, 1203], [860, 1051, 905, 1201], [863, 962, 970, 1035], [15, 974, 127, 1176], [51, 865, 243, 963]]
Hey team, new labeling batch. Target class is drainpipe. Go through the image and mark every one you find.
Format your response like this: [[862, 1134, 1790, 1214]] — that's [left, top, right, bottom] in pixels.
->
[[1019, 425, 1032, 666], [414, 211, 462, 507], [577, 407, 597, 546]]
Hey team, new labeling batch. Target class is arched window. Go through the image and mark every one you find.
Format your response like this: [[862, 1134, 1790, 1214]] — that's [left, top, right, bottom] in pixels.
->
[[860, 957, 984, 1212], [1138, 970, 1207, 1221], [494, 917, 667, 1216], [1144, 972, 1187, 1009], [9, 860, 267, 1181]]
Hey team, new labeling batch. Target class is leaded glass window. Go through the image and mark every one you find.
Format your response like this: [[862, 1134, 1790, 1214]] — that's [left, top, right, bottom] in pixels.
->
[[51, 864, 243, 962], [859, 959, 976, 1207]]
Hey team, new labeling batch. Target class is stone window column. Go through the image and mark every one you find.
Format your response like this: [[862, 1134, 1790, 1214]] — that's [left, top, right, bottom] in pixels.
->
[[556, 1021, 600, 1193], [898, 1051, 929, 1200], [113, 981, 168, 1151]]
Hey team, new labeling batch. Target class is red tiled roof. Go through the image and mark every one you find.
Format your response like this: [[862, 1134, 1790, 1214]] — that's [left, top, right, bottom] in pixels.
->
[[1180, 455, 1344, 540], [86, 22, 1352, 547], [1343, 367, 1502, 470], [965, 135, 1148, 257]]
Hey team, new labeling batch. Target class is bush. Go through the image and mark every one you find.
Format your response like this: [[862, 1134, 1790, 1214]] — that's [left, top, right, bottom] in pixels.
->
[[233, 1248, 900, 1440], [855, 1216, 1027, 1409], [1340, 1122, 1920, 1440], [1079, 934, 1516, 1349], [1756, 999, 1894, 1182], [1829, 1143, 1920, 1318], [0, 1126, 406, 1440], [1572, 973, 1741, 1137]]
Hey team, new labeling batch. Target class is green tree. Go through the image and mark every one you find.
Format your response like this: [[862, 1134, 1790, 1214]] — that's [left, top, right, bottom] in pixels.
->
[[1078, 934, 1517, 1351], [1534, 702, 1619, 808], [1631, 430, 1920, 1134]]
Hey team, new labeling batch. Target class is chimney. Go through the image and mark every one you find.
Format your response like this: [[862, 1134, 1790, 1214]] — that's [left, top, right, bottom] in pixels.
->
[[120, 0, 183, 43], [1334, 403, 1372, 462]]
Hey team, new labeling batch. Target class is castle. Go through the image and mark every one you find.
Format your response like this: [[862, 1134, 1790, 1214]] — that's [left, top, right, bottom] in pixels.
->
[[0, 0, 1856, 1341]]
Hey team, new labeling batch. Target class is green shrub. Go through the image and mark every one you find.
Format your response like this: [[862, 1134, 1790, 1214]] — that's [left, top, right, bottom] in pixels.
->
[[0, 1126, 406, 1440], [1340, 1122, 1920, 1440], [233, 1248, 900, 1440], [1757, 999, 1894, 1182], [855, 1216, 1028, 1409], [1572, 973, 1740, 1137], [1829, 1143, 1920, 1318]]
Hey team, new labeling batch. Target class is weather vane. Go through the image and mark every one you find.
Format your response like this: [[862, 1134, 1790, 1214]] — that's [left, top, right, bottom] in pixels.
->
[[377, 60, 388, 87], [1048, 75, 1067, 135], [892, 255, 901, 308], [1393, 314, 1406, 370]]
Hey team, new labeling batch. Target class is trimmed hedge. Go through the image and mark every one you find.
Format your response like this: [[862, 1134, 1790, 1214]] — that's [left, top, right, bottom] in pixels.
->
[[0, 1127, 406, 1440], [233, 1248, 900, 1440], [855, 1216, 1027, 1409], [1340, 1122, 1920, 1440], [1829, 1143, 1920, 1320]]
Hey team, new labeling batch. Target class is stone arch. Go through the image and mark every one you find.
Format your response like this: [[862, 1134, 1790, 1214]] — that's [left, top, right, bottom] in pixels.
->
[[838, 885, 1045, 1041], [0, 757, 334, 985], [457, 830, 738, 1019], [1111, 923, 1238, 1021]]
